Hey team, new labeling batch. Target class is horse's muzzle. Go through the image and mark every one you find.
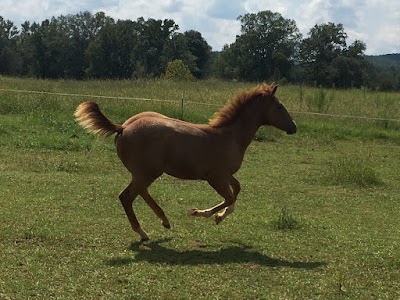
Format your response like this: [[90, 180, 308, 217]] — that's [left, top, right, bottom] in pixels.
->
[[287, 120, 297, 135]]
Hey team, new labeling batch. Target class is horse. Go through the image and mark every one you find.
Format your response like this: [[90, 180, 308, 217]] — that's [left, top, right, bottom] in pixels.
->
[[74, 84, 297, 242]]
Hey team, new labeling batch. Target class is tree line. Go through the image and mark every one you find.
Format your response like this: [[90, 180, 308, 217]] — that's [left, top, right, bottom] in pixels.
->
[[0, 12, 211, 80], [0, 11, 398, 90]]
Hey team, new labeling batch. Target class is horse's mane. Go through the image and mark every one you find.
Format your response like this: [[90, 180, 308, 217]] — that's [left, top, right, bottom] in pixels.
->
[[209, 84, 275, 128]]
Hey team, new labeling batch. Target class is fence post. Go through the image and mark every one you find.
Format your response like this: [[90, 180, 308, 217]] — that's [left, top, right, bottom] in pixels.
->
[[299, 83, 303, 109], [180, 91, 184, 120]]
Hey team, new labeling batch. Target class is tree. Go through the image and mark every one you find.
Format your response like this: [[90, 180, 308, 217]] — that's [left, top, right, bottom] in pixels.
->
[[37, 18, 77, 78], [58, 12, 112, 78], [161, 32, 197, 77], [84, 37, 107, 78], [299, 23, 372, 87], [131, 18, 179, 78], [212, 45, 240, 79], [85, 17, 182, 79], [86, 19, 138, 78], [0, 17, 22, 75], [376, 67, 400, 91], [161, 30, 212, 79], [347, 40, 366, 58], [183, 30, 211, 78], [300, 23, 347, 85], [216, 10, 301, 81]]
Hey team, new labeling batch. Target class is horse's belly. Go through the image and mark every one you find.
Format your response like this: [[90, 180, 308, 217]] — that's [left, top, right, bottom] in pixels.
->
[[164, 160, 207, 180]]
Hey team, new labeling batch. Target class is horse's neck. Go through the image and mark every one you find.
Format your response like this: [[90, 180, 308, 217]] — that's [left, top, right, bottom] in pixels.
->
[[229, 107, 262, 152]]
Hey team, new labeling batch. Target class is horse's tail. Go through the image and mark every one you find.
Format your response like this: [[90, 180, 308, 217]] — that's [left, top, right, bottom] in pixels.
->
[[74, 101, 123, 137]]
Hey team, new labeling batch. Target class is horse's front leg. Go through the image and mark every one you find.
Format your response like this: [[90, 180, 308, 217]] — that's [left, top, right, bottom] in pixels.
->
[[214, 204, 235, 224], [187, 176, 235, 223], [215, 176, 241, 224]]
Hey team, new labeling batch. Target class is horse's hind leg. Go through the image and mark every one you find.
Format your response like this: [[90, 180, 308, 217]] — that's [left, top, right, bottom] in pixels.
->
[[119, 180, 149, 242], [140, 189, 171, 229]]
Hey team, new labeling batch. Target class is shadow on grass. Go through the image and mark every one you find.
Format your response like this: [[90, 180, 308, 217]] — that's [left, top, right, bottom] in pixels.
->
[[106, 238, 326, 269]]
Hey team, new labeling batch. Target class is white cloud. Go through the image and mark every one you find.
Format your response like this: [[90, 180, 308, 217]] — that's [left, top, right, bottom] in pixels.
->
[[244, 0, 288, 15], [0, 0, 48, 24], [204, 18, 241, 50], [284, 0, 399, 54], [350, 0, 400, 54], [207, 0, 244, 20]]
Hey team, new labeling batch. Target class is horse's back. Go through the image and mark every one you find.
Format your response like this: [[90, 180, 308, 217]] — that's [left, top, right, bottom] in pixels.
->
[[122, 112, 169, 127]]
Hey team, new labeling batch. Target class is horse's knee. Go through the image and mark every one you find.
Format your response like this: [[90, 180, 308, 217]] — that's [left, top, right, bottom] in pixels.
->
[[119, 189, 130, 204], [119, 185, 138, 207], [119, 189, 127, 200]]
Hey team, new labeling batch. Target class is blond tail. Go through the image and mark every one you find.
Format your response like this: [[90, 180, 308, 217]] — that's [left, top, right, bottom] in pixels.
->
[[74, 102, 123, 137]]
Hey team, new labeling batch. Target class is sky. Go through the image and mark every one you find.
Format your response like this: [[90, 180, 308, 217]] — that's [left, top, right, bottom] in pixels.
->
[[0, 0, 399, 55]]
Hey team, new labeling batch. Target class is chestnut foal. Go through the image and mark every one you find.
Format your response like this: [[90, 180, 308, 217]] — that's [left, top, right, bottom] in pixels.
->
[[74, 84, 297, 241]]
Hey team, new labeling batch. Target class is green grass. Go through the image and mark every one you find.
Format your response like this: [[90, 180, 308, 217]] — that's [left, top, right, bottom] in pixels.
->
[[0, 76, 400, 299], [273, 206, 301, 230], [326, 156, 384, 187]]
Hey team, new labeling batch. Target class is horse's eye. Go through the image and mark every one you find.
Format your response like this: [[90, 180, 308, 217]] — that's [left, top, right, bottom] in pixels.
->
[[277, 104, 284, 110]]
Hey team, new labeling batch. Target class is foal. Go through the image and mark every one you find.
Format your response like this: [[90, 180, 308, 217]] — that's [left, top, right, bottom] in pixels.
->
[[75, 84, 297, 241]]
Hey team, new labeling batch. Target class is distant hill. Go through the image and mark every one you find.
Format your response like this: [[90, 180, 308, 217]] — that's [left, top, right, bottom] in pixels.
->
[[365, 54, 400, 70], [365, 54, 400, 90]]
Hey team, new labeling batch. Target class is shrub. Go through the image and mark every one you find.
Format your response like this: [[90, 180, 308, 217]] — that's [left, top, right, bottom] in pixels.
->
[[307, 86, 332, 113], [163, 59, 194, 81], [328, 156, 383, 187], [273, 206, 301, 230]]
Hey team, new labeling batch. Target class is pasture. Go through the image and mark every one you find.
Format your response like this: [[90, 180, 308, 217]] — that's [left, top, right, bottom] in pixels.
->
[[0, 76, 399, 299]]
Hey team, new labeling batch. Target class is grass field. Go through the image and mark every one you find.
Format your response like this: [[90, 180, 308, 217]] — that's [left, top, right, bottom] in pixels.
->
[[0, 76, 399, 299]]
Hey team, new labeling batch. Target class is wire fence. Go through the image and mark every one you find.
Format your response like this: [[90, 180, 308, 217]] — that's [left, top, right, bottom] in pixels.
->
[[0, 87, 399, 123]]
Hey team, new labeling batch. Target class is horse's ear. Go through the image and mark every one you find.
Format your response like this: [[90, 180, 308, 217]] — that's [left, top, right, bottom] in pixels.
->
[[272, 84, 279, 95]]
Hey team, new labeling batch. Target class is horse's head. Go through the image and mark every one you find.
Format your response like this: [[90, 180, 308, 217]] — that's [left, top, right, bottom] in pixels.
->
[[260, 85, 297, 135]]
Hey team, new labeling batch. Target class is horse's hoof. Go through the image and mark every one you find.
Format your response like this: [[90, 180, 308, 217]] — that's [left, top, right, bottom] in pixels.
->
[[140, 236, 150, 243], [133, 236, 149, 245], [162, 222, 171, 229], [215, 215, 223, 225], [187, 208, 199, 216]]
